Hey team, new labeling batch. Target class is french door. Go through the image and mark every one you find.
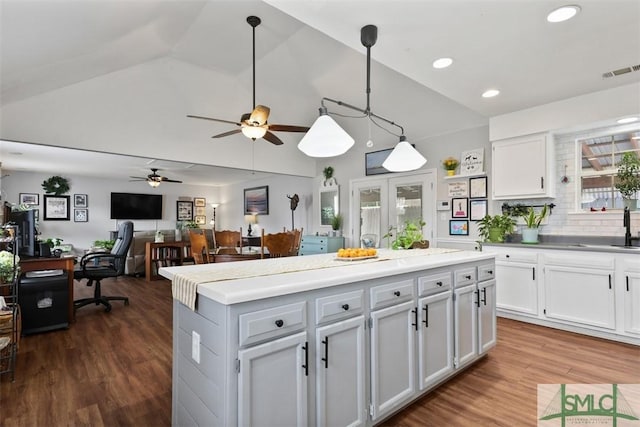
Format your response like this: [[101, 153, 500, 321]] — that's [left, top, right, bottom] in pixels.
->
[[350, 171, 435, 248]]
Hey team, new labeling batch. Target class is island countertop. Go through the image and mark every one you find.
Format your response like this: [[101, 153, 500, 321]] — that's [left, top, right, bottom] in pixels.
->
[[159, 248, 494, 306]]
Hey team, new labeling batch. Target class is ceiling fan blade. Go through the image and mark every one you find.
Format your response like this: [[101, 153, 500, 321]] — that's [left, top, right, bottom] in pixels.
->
[[159, 178, 183, 183], [249, 105, 270, 125], [129, 176, 148, 180], [212, 129, 243, 139], [263, 131, 284, 145], [187, 115, 241, 126], [268, 124, 310, 133]]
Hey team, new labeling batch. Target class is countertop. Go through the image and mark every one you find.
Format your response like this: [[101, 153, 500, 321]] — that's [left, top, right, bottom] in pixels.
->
[[160, 248, 494, 305], [482, 241, 640, 254]]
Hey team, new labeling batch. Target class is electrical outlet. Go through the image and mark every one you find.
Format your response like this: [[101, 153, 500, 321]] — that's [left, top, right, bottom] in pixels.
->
[[192, 331, 200, 364]]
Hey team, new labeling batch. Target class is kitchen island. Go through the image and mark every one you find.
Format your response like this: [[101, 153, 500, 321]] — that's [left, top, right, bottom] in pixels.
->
[[160, 248, 495, 427]]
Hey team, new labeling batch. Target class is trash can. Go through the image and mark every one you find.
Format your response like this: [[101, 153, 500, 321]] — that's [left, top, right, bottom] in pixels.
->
[[18, 271, 69, 335]]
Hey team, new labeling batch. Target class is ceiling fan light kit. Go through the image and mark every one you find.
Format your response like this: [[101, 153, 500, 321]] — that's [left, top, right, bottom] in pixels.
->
[[298, 24, 426, 172], [130, 168, 183, 187], [187, 16, 309, 146]]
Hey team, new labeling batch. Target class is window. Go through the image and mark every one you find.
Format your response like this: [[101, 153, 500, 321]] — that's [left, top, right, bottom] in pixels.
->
[[579, 129, 640, 210]]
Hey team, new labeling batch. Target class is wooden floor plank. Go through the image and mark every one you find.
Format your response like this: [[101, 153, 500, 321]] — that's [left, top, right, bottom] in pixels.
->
[[1, 274, 638, 426]]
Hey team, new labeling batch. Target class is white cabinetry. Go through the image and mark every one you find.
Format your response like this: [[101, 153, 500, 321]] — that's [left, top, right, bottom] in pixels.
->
[[492, 132, 555, 199], [621, 258, 640, 336], [238, 331, 308, 427], [454, 283, 478, 368], [543, 253, 615, 330], [417, 272, 454, 390], [490, 247, 538, 316], [478, 279, 497, 354]]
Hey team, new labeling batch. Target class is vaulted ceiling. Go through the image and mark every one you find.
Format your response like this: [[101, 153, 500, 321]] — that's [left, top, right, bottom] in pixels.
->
[[1, 0, 639, 185]]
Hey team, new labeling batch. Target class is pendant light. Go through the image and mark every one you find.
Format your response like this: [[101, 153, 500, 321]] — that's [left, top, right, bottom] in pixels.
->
[[298, 24, 426, 172]]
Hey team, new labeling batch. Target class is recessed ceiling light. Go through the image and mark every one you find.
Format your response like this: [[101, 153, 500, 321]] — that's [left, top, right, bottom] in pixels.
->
[[617, 117, 639, 124], [482, 89, 500, 98], [432, 57, 453, 69], [547, 5, 581, 23]]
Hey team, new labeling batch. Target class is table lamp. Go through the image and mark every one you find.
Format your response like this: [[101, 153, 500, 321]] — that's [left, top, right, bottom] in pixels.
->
[[245, 214, 257, 236], [210, 203, 219, 230]]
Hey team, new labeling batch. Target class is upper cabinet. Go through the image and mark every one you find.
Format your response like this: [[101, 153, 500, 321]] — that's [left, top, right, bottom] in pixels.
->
[[491, 132, 555, 200]]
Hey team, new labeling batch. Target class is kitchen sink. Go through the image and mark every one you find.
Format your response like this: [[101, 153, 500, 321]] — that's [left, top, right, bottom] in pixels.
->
[[570, 243, 640, 250]]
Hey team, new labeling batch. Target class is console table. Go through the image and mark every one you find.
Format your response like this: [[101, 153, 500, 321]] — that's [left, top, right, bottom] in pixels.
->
[[145, 241, 190, 282], [20, 256, 76, 323]]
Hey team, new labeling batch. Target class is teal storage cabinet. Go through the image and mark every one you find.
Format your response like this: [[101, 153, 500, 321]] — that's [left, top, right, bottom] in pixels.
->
[[299, 235, 344, 255]]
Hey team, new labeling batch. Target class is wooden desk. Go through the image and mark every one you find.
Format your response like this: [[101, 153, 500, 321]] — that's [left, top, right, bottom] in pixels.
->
[[20, 256, 76, 323], [145, 241, 190, 282]]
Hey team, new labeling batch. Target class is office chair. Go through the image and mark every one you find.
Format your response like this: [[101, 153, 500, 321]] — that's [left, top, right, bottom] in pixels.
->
[[74, 221, 134, 312]]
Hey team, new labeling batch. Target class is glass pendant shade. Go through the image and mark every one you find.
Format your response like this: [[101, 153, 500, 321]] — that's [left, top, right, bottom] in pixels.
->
[[241, 125, 268, 139], [298, 112, 354, 157], [382, 137, 427, 172], [148, 180, 161, 188]]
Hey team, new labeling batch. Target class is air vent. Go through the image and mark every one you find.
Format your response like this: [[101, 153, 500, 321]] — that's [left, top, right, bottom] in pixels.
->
[[602, 64, 640, 79]]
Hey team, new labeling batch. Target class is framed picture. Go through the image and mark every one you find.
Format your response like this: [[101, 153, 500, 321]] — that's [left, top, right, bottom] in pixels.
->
[[449, 220, 469, 236], [244, 186, 269, 215], [19, 193, 39, 205], [470, 199, 488, 221], [460, 148, 484, 175], [195, 206, 206, 216], [194, 215, 206, 225], [447, 181, 468, 197], [469, 176, 488, 199], [74, 193, 88, 208], [451, 197, 468, 218], [43, 195, 70, 221], [176, 201, 194, 221], [74, 208, 88, 222], [194, 197, 206, 207]]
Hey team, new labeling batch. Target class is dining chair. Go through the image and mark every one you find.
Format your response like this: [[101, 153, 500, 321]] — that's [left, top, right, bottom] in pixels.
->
[[214, 229, 242, 254], [260, 229, 297, 259], [189, 230, 212, 264]]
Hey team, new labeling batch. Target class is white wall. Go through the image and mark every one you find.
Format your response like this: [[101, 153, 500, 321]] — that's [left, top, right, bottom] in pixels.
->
[[2, 170, 221, 252]]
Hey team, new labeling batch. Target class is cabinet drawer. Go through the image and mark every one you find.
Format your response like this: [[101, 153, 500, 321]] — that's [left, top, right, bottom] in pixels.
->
[[477, 264, 495, 282], [315, 289, 364, 324], [494, 251, 537, 263], [417, 272, 451, 296], [370, 279, 415, 310], [239, 301, 307, 347], [455, 268, 476, 287], [542, 253, 614, 270], [300, 243, 327, 254]]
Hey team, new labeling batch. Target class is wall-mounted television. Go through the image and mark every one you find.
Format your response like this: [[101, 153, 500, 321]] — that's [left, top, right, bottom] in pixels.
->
[[110, 192, 163, 220]]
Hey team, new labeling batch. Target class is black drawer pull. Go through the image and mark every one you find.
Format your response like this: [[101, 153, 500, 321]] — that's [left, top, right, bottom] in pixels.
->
[[341, 304, 350, 311], [506, 254, 510, 258], [321, 337, 329, 368], [487, 270, 493, 275], [422, 305, 429, 328], [275, 319, 284, 328], [393, 291, 401, 297], [436, 281, 443, 286], [465, 275, 472, 280]]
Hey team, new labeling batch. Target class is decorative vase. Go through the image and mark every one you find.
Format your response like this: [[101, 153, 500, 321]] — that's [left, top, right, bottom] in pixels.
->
[[521, 227, 539, 244], [175, 229, 182, 242], [446, 170, 455, 176]]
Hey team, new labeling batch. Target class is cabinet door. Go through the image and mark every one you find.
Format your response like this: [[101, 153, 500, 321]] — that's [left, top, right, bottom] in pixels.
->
[[418, 291, 453, 391], [454, 284, 478, 368], [478, 280, 497, 354], [544, 266, 615, 329], [238, 332, 308, 427], [624, 271, 640, 335], [316, 316, 366, 427], [495, 262, 537, 315], [492, 133, 553, 199], [370, 300, 416, 421]]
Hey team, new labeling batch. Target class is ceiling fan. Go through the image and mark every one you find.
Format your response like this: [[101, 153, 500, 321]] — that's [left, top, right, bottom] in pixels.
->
[[187, 16, 309, 146], [129, 168, 183, 187]]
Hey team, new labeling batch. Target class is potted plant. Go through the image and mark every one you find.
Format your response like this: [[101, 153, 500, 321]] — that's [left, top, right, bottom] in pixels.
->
[[93, 239, 115, 251], [330, 213, 343, 236], [38, 237, 63, 257], [442, 157, 459, 176], [615, 152, 640, 210], [521, 205, 549, 244], [383, 219, 428, 249], [477, 213, 516, 243]]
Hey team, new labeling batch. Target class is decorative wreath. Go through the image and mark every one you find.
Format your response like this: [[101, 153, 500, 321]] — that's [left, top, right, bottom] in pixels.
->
[[41, 175, 70, 195]]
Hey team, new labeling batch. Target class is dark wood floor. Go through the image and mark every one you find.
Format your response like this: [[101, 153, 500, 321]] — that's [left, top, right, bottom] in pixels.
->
[[1, 275, 638, 426]]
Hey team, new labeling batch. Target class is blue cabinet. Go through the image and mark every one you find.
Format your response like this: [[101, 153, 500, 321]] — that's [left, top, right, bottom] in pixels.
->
[[299, 235, 344, 255]]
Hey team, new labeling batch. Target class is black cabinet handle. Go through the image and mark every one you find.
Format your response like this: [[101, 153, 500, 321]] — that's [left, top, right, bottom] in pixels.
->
[[302, 342, 308, 376], [506, 254, 510, 258], [393, 291, 401, 297], [475, 290, 480, 307], [321, 337, 329, 369], [481, 288, 487, 305], [422, 305, 429, 328], [412, 307, 418, 331], [533, 267, 536, 281], [341, 304, 350, 311], [627, 276, 630, 292], [436, 281, 443, 287], [275, 319, 284, 328], [487, 270, 493, 275], [608, 274, 612, 290], [465, 275, 472, 280]]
